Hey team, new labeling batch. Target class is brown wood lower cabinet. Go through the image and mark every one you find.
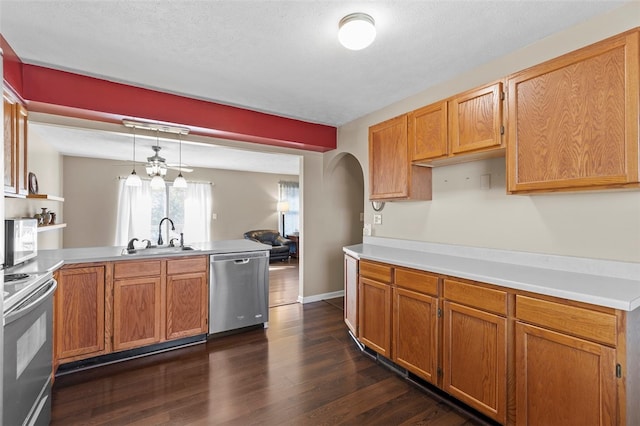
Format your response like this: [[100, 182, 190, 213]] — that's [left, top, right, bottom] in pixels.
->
[[515, 294, 618, 426], [358, 276, 391, 357], [166, 272, 208, 340], [443, 301, 506, 423], [515, 322, 617, 426], [350, 259, 630, 425], [344, 254, 358, 336], [113, 275, 162, 351], [393, 287, 438, 384], [55, 265, 106, 361], [54, 255, 209, 368]]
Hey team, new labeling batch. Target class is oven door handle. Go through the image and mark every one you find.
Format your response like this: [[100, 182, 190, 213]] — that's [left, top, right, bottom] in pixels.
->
[[5, 279, 57, 325]]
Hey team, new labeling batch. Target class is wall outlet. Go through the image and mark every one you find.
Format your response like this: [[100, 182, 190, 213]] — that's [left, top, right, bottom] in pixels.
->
[[363, 223, 372, 236], [212, 213, 218, 220], [373, 214, 382, 225]]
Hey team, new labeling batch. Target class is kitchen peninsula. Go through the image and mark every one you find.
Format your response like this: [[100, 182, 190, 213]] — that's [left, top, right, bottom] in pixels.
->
[[12, 239, 271, 375], [344, 236, 640, 425]]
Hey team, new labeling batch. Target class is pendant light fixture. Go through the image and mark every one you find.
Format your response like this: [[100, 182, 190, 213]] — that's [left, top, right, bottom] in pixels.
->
[[338, 13, 376, 50], [125, 127, 142, 187], [173, 132, 188, 189]]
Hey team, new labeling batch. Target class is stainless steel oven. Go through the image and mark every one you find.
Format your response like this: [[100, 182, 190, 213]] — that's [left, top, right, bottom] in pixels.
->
[[3, 272, 56, 426]]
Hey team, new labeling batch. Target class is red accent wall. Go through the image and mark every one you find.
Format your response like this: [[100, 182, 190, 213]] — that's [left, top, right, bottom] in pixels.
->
[[2, 36, 336, 152]]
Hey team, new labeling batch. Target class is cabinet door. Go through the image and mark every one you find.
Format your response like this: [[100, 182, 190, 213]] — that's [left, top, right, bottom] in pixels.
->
[[15, 102, 28, 195], [369, 115, 409, 199], [515, 322, 617, 426], [409, 101, 448, 161], [344, 254, 359, 336], [3, 92, 16, 193], [393, 287, 438, 384], [449, 82, 503, 155], [55, 266, 106, 360], [443, 301, 506, 423], [507, 30, 640, 193], [358, 276, 391, 357], [166, 272, 208, 340], [113, 276, 162, 351]]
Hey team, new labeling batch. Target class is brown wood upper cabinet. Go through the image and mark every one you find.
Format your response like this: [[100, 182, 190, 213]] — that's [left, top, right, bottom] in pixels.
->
[[369, 114, 432, 201], [507, 28, 640, 193], [3, 88, 28, 197], [409, 81, 505, 165], [408, 101, 448, 161], [449, 82, 504, 155]]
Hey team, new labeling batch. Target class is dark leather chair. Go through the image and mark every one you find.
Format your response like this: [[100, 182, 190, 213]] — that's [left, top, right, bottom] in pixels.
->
[[243, 230, 292, 261]]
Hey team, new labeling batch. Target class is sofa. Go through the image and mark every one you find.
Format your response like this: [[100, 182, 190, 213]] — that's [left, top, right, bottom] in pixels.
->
[[243, 230, 292, 261]]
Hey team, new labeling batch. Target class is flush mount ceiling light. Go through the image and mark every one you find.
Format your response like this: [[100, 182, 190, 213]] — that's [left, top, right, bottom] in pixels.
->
[[338, 13, 376, 50]]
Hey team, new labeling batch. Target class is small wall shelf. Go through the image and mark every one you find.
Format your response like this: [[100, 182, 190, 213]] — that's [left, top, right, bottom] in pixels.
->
[[27, 194, 65, 202], [37, 223, 67, 233]]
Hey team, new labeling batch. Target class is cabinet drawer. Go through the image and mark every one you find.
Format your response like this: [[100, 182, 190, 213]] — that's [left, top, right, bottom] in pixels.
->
[[444, 279, 507, 316], [395, 268, 438, 296], [114, 260, 162, 279], [516, 295, 617, 346], [360, 260, 392, 283], [167, 256, 208, 275]]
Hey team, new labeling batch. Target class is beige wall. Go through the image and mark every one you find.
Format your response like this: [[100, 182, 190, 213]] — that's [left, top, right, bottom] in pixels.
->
[[329, 3, 640, 263], [5, 129, 64, 250], [62, 155, 298, 248]]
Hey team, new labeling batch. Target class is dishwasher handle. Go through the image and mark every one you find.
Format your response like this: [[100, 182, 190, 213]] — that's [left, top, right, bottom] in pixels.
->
[[234, 259, 251, 264], [210, 251, 269, 263]]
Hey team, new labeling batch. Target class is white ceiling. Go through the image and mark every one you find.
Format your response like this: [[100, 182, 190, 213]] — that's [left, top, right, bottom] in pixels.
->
[[0, 0, 630, 174], [28, 121, 302, 175]]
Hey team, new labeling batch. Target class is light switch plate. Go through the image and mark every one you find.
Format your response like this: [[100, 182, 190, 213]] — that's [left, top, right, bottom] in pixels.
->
[[363, 223, 372, 236]]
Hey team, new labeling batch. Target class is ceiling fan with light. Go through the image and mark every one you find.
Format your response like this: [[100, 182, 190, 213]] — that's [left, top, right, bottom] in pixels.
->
[[120, 119, 193, 188]]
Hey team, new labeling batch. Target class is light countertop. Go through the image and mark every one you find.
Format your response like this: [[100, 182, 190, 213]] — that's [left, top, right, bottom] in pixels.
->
[[344, 238, 640, 312], [7, 239, 271, 276]]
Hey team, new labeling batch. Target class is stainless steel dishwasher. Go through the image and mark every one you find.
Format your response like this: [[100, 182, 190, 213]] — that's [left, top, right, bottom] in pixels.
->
[[209, 251, 269, 334]]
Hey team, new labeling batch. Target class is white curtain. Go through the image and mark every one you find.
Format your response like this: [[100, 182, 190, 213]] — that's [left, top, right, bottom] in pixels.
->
[[116, 179, 212, 246], [183, 182, 212, 243], [279, 181, 299, 235], [115, 178, 152, 246]]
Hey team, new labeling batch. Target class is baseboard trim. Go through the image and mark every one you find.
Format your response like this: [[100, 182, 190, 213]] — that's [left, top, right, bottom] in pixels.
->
[[298, 290, 345, 304]]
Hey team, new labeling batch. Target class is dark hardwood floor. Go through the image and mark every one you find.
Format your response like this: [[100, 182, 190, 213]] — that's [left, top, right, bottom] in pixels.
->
[[269, 257, 299, 307], [51, 300, 483, 425]]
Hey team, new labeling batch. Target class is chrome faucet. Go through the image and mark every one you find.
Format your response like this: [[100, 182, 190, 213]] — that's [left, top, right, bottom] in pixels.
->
[[157, 217, 175, 246]]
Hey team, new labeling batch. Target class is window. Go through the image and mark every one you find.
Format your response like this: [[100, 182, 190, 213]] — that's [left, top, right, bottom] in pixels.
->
[[116, 179, 212, 246], [278, 181, 299, 236]]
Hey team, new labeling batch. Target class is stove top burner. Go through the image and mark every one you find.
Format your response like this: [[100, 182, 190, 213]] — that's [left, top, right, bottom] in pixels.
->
[[5, 273, 31, 282]]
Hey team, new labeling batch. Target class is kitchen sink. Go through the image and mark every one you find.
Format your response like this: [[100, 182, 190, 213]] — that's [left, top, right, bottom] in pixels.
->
[[121, 245, 198, 256]]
